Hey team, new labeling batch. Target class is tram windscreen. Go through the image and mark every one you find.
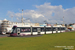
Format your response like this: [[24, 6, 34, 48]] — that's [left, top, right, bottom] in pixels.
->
[[11, 26, 17, 33]]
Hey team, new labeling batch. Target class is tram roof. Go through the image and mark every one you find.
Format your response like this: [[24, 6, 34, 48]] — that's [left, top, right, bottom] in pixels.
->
[[15, 25, 65, 27]]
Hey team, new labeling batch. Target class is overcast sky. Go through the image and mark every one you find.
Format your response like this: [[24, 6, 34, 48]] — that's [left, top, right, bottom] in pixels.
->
[[0, 0, 75, 24]]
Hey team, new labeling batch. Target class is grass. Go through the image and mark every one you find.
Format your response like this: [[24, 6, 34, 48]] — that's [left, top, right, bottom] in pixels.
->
[[0, 31, 75, 50]]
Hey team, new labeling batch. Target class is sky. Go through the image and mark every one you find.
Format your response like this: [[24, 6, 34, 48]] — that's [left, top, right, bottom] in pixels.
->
[[0, 0, 75, 24]]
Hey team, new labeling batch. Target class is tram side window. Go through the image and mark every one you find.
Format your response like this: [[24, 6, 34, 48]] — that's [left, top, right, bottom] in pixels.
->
[[49, 28, 52, 31], [61, 28, 65, 30], [46, 28, 52, 31], [41, 28, 44, 32], [46, 28, 48, 31], [53, 28, 56, 31], [20, 28, 31, 32], [32, 28, 37, 32], [58, 28, 60, 31]]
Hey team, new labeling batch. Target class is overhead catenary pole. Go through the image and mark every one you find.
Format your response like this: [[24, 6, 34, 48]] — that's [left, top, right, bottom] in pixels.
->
[[21, 9, 23, 23], [21, 9, 24, 26], [63, 16, 64, 25]]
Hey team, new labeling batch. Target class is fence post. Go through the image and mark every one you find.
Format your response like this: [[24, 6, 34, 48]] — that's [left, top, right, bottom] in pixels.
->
[[31, 26, 33, 35]]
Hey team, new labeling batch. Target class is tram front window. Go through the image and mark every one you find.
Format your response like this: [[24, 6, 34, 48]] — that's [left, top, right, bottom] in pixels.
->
[[11, 26, 17, 34]]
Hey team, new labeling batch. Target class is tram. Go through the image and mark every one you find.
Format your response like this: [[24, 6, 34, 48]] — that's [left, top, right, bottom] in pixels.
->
[[10, 25, 66, 36]]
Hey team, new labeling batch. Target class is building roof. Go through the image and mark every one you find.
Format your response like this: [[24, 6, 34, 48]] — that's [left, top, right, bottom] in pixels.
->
[[3, 19, 8, 22]]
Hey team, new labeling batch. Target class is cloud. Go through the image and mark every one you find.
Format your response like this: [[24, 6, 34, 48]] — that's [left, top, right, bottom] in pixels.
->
[[7, 3, 75, 24], [32, 13, 44, 18], [7, 11, 15, 17]]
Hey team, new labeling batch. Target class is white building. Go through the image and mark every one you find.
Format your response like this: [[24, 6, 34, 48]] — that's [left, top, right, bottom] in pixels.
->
[[0, 19, 38, 34], [0, 20, 2, 33]]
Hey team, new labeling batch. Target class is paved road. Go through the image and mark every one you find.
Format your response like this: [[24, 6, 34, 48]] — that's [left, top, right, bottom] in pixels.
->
[[0, 34, 9, 37], [9, 35, 42, 37], [0, 34, 42, 38]]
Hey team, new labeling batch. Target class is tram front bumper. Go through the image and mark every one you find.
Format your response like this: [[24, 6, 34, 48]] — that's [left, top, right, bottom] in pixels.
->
[[10, 33, 17, 36]]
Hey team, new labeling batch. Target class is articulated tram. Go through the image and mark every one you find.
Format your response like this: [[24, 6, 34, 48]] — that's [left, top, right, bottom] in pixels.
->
[[10, 26, 66, 36]]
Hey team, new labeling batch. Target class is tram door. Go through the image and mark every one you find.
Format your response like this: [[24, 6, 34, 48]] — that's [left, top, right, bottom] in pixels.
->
[[37, 28, 41, 35], [56, 28, 58, 33], [17, 28, 20, 35]]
